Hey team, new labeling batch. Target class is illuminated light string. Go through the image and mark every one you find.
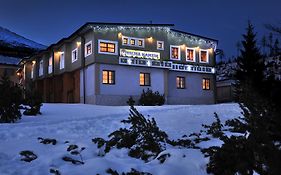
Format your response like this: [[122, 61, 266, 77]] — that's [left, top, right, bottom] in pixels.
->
[[86, 25, 217, 51]]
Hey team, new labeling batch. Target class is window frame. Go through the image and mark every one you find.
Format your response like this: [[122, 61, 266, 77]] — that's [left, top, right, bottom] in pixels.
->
[[157, 41, 164, 50], [122, 36, 145, 48], [98, 39, 118, 55], [186, 47, 196, 62], [102, 70, 115, 85], [85, 41, 92, 57], [202, 78, 211, 90], [72, 48, 78, 63], [59, 52, 65, 70], [139, 72, 151, 86], [176, 76, 186, 89], [170, 45, 181, 60], [199, 49, 209, 63]]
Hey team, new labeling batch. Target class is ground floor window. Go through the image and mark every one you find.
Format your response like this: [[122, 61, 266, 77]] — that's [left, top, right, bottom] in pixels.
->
[[202, 78, 210, 90], [176, 76, 185, 89], [140, 73, 151, 86], [102, 70, 115, 84]]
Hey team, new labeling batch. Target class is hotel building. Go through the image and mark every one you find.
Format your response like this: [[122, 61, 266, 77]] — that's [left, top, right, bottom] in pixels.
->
[[22, 22, 218, 105]]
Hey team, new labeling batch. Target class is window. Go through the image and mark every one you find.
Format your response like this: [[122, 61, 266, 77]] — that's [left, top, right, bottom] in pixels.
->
[[138, 40, 143, 47], [102, 70, 115, 84], [176, 76, 185, 89], [170, 45, 180, 60], [140, 73, 151, 86], [72, 48, 78, 62], [39, 60, 43, 76], [122, 36, 144, 47], [186, 48, 195, 62], [31, 63, 34, 79], [130, 39, 135, 45], [98, 40, 118, 55], [48, 57, 52, 74], [85, 41, 92, 57], [202, 78, 210, 90], [200, 49, 209, 63], [157, 41, 164, 50], [122, 36, 128, 45], [59, 52, 65, 69]]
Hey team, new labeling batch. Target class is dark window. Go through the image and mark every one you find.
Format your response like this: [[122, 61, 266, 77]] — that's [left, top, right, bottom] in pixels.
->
[[140, 73, 150, 86], [86, 43, 92, 55], [176, 76, 185, 89], [100, 42, 116, 53], [202, 78, 210, 90], [200, 50, 208, 62], [102, 70, 115, 84]]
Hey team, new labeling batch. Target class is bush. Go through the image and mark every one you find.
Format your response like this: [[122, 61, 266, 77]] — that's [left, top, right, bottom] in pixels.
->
[[23, 83, 43, 116], [0, 75, 22, 123], [139, 89, 165, 106]]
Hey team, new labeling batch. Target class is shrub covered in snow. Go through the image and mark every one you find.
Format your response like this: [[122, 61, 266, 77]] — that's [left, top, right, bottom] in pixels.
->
[[23, 84, 42, 116]]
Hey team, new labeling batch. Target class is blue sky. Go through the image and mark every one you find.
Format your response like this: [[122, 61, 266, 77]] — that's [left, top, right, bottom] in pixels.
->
[[0, 0, 280, 59]]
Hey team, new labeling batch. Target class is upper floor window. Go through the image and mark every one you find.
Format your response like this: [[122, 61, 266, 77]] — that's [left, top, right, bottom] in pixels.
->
[[122, 36, 144, 48], [72, 48, 78, 62], [202, 78, 210, 90], [157, 41, 164, 50], [85, 41, 92, 57], [170, 45, 180, 60], [140, 73, 150, 86], [48, 57, 52, 74], [98, 40, 118, 55], [130, 39, 135, 45], [176, 76, 185, 89], [31, 62, 35, 79], [59, 52, 65, 70], [39, 60, 43, 76], [200, 49, 209, 63], [102, 70, 115, 84], [186, 48, 195, 62]]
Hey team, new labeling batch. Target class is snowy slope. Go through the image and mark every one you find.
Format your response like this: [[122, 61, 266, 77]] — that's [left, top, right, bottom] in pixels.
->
[[0, 26, 46, 50], [0, 103, 241, 175]]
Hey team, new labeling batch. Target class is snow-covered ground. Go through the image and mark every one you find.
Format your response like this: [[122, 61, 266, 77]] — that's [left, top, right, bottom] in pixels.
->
[[0, 103, 241, 175]]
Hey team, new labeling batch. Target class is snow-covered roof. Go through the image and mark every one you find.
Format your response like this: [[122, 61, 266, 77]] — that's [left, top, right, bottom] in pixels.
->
[[0, 54, 21, 65]]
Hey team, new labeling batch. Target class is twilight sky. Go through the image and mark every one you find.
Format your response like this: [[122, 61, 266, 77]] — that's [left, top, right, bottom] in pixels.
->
[[0, 0, 280, 59]]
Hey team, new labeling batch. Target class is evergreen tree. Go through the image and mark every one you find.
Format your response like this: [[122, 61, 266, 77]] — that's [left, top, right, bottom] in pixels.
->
[[235, 21, 265, 102], [0, 74, 22, 123]]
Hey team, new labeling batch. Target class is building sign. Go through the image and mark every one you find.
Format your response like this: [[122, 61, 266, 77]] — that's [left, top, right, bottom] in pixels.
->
[[120, 49, 160, 60], [119, 57, 215, 74]]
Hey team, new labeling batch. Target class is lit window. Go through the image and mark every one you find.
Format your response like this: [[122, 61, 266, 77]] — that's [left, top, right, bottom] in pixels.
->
[[122, 37, 128, 45], [48, 57, 52, 74], [138, 39, 143, 47], [176, 76, 185, 89], [202, 78, 210, 90], [98, 40, 118, 55], [85, 41, 92, 57], [102, 70, 115, 84], [186, 48, 195, 62], [39, 60, 43, 76], [72, 48, 78, 62], [130, 39, 135, 45], [59, 52, 65, 69], [170, 46, 180, 60], [31, 62, 34, 79], [140, 73, 150, 86], [157, 41, 164, 50], [200, 50, 209, 63]]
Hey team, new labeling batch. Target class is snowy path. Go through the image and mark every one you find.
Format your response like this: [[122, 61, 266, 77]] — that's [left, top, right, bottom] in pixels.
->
[[0, 103, 241, 175]]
